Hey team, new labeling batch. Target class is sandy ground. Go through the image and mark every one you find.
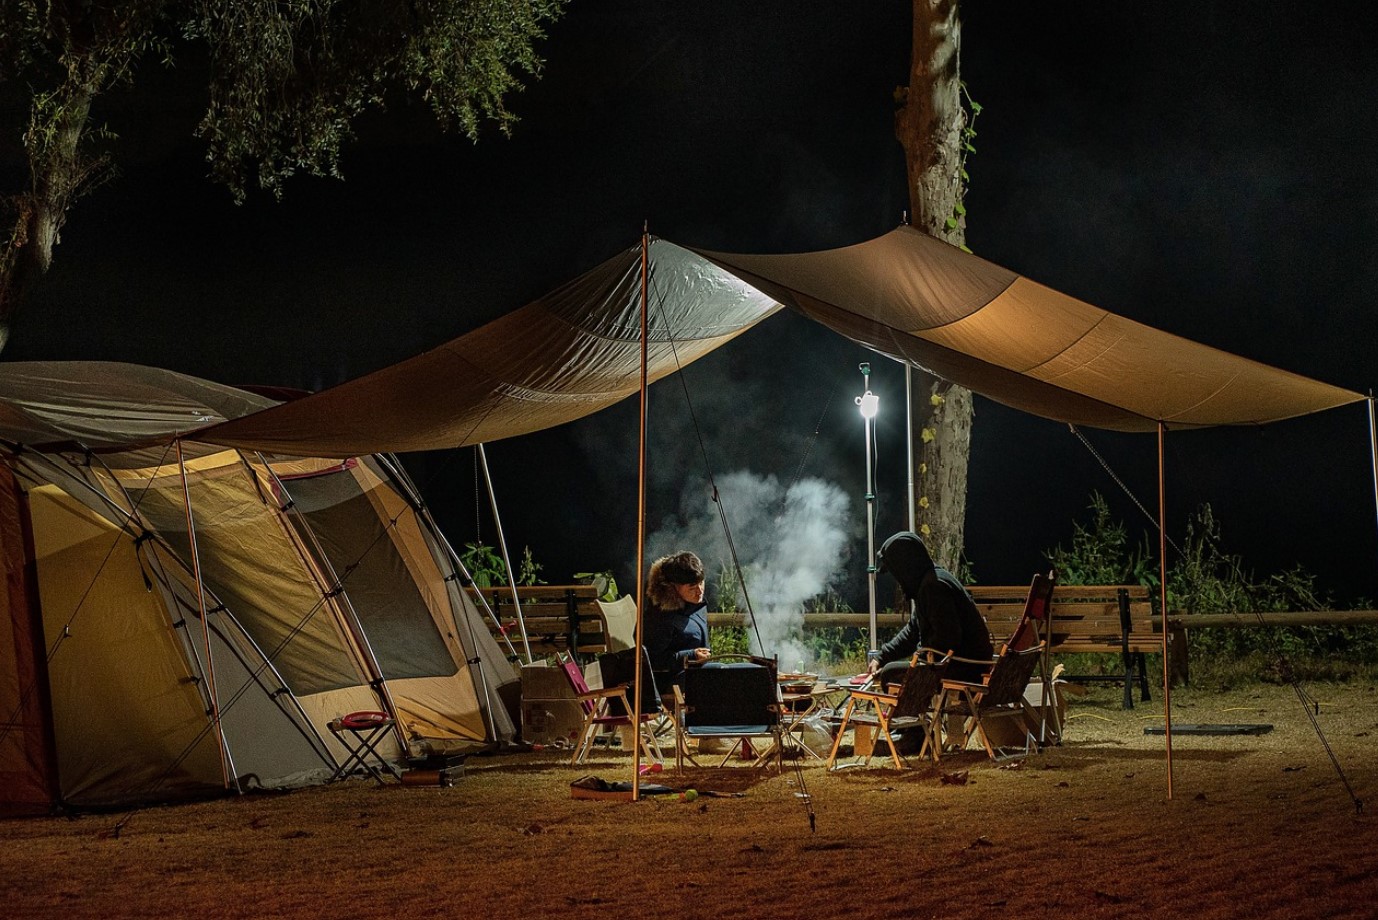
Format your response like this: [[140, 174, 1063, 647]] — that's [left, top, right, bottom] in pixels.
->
[[3, 681, 1377, 919]]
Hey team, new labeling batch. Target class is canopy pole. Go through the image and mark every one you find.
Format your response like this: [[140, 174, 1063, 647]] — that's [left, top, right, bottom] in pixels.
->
[[632, 225, 651, 800], [478, 443, 532, 665], [1368, 396, 1378, 568], [1157, 421, 1174, 800], [176, 439, 237, 794]]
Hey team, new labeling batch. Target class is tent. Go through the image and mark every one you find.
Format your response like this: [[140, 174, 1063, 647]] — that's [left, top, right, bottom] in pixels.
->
[[0, 362, 516, 816]]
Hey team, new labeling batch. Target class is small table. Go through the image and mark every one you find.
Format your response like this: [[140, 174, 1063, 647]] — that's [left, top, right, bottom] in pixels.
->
[[328, 712, 403, 785], [775, 681, 847, 762]]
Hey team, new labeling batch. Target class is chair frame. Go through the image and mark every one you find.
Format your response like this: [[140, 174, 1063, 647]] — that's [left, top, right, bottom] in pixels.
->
[[938, 642, 1046, 761], [1004, 570, 1060, 743], [673, 654, 783, 771], [825, 648, 951, 770], [557, 652, 663, 766]]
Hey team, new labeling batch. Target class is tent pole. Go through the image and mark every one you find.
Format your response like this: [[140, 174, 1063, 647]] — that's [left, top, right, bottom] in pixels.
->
[[372, 452, 511, 745], [1157, 422, 1174, 800], [478, 443, 533, 664], [176, 439, 238, 794], [633, 226, 651, 801], [258, 457, 409, 752]]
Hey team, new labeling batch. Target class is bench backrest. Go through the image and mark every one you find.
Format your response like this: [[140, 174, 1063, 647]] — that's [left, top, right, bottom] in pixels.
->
[[972, 584, 1156, 652], [474, 584, 609, 661]]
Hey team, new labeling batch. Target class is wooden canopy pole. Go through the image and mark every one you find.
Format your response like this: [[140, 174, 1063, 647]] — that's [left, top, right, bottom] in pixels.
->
[[632, 226, 651, 800], [1368, 396, 1378, 567], [1158, 421, 1174, 800]]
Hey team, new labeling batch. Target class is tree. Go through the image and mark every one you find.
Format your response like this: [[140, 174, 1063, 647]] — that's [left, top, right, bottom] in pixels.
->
[[893, 0, 974, 571], [0, 0, 566, 350]]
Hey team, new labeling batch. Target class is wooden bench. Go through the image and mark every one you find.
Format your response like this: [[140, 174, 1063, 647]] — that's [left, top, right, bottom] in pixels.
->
[[971, 583, 1176, 709], [472, 584, 609, 663]]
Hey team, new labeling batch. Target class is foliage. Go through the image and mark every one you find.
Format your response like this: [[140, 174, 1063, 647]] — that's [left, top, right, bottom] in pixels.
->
[[714, 562, 741, 615], [0, 0, 566, 336], [459, 542, 543, 587], [515, 545, 543, 587], [458, 541, 505, 588], [1045, 492, 1378, 687], [950, 82, 981, 254], [1045, 491, 1158, 590], [573, 570, 619, 602]]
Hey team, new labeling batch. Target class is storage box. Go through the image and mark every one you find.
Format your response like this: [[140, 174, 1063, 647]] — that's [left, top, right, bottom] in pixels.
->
[[521, 662, 585, 746]]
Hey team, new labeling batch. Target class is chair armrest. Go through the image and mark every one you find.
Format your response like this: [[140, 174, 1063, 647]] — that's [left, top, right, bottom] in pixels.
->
[[940, 678, 988, 692], [850, 688, 899, 706], [576, 686, 631, 703]]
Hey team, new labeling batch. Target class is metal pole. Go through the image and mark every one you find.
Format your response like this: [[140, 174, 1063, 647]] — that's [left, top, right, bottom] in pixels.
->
[[478, 443, 532, 664], [176, 440, 237, 793], [905, 363, 916, 533], [858, 363, 878, 652], [1158, 421, 1174, 800], [633, 226, 651, 800]]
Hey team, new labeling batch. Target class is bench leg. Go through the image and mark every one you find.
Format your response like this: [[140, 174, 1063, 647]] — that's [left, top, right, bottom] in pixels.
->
[[1136, 652, 1152, 702], [1121, 651, 1135, 710]]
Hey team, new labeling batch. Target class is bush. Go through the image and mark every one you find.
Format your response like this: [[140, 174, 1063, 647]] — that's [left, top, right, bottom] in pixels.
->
[[1046, 493, 1378, 686]]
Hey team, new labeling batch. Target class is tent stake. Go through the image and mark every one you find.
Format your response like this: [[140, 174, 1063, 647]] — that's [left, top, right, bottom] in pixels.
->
[[1157, 422, 1174, 800]]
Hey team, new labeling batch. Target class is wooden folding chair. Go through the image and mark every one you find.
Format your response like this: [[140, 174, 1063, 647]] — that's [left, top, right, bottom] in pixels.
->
[[1005, 570, 1060, 742], [558, 652, 663, 766], [826, 648, 951, 770], [937, 643, 1046, 760]]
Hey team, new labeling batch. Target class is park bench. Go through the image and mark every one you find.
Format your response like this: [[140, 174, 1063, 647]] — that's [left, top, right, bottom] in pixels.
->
[[474, 584, 609, 663], [971, 583, 1178, 709]]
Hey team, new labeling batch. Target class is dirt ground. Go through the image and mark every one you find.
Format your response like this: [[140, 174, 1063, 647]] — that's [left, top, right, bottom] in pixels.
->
[[3, 681, 1377, 919]]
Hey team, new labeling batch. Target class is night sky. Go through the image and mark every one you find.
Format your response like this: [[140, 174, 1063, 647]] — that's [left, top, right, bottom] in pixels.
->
[[6, 2, 1376, 606]]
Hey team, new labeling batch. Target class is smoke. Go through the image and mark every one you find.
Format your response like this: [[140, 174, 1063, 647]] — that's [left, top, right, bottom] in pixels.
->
[[647, 470, 854, 670]]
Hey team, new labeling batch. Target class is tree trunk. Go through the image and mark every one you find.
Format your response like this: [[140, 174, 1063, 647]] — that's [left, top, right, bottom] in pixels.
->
[[895, 0, 973, 572], [0, 84, 99, 352]]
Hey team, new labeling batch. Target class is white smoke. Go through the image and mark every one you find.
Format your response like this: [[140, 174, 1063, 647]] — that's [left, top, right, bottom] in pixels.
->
[[647, 470, 853, 670]]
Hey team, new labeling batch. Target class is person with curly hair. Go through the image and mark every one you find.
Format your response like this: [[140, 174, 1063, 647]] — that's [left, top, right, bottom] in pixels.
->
[[642, 550, 711, 691]]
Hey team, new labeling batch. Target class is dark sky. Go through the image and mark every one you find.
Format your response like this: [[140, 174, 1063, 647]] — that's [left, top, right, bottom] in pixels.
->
[[6, 2, 1377, 605]]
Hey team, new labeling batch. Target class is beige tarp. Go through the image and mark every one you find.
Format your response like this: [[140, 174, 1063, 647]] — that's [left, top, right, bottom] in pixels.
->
[[196, 229, 1361, 457]]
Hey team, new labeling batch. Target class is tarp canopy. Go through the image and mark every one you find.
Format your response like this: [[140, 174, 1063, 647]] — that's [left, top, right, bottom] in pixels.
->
[[196, 228, 1362, 457]]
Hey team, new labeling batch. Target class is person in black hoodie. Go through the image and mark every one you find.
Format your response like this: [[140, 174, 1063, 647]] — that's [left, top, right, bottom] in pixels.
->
[[868, 531, 993, 683], [642, 551, 711, 691]]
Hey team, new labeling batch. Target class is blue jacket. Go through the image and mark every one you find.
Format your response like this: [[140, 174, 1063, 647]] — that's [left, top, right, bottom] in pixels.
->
[[644, 599, 709, 687]]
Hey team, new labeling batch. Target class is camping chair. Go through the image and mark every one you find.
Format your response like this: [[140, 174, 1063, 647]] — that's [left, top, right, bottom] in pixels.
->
[[825, 648, 951, 770], [673, 654, 783, 771], [936, 642, 1046, 761], [1005, 570, 1060, 742], [558, 651, 664, 766]]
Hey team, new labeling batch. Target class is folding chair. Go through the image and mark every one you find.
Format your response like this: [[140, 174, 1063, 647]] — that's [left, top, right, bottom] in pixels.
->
[[558, 652, 664, 766], [826, 648, 951, 770], [1006, 570, 1060, 742], [674, 654, 783, 771], [937, 642, 1046, 760]]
